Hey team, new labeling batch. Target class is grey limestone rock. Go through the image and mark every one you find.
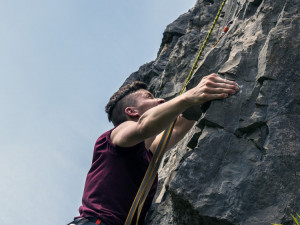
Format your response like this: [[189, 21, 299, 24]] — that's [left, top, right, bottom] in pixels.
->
[[123, 0, 300, 224]]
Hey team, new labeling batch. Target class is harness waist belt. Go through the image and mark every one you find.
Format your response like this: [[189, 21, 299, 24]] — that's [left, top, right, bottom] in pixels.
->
[[68, 217, 107, 225]]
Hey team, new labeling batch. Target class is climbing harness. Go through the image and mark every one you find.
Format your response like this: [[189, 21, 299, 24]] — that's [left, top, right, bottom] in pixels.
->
[[68, 217, 105, 225], [124, 0, 228, 224], [213, 20, 233, 47]]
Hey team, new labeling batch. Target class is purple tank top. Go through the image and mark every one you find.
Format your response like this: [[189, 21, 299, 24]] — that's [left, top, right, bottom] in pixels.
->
[[78, 129, 158, 225]]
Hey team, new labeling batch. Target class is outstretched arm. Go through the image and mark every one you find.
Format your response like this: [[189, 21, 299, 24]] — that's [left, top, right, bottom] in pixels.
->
[[148, 74, 239, 152], [111, 74, 239, 148]]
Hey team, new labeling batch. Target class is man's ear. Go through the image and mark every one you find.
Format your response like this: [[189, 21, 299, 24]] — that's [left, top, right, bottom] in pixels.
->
[[125, 107, 139, 119]]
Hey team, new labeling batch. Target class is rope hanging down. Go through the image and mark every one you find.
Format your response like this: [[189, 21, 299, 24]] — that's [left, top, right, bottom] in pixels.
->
[[125, 0, 227, 224]]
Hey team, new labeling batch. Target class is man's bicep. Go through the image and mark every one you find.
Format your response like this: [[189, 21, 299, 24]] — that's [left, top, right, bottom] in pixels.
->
[[148, 132, 164, 154], [148, 129, 180, 154], [167, 117, 195, 147], [149, 117, 195, 153]]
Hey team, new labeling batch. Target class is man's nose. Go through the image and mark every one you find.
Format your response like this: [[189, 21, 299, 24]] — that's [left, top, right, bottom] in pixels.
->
[[157, 98, 165, 104]]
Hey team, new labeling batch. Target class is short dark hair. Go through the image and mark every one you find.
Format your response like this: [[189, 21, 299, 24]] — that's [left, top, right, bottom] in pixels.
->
[[105, 81, 148, 126]]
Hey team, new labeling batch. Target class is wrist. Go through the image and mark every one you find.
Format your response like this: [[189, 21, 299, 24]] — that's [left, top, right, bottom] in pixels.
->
[[179, 92, 199, 108]]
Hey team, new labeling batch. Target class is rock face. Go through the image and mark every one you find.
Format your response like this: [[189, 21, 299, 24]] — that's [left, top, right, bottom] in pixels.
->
[[124, 0, 300, 224]]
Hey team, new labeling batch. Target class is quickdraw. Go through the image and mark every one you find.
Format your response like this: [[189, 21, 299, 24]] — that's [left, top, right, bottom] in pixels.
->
[[125, 0, 228, 224], [213, 20, 233, 47]]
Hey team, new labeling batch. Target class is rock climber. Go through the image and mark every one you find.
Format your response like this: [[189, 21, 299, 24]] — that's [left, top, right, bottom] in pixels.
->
[[68, 73, 239, 225]]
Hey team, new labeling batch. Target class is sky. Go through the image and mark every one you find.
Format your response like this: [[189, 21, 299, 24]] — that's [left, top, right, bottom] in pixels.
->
[[0, 1, 197, 224]]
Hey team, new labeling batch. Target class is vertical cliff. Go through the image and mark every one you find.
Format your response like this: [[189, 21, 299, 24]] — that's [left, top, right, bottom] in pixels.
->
[[124, 0, 300, 224]]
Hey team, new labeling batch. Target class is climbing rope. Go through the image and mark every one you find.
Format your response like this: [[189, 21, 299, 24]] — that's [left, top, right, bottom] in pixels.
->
[[181, 0, 228, 94], [124, 0, 228, 224]]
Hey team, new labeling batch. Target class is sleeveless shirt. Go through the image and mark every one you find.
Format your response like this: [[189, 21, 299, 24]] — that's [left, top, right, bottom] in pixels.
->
[[78, 129, 158, 225]]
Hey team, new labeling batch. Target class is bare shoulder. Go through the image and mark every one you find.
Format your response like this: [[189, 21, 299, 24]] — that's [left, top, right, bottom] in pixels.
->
[[110, 121, 144, 148], [111, 121, 136, 142], [111, 121, 158, 149]]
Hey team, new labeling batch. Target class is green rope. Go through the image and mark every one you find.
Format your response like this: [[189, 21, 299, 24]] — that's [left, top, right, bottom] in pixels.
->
[[180, 0, 227, 95]]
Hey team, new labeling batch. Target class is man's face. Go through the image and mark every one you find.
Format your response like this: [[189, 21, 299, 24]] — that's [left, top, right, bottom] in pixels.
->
[[130, 89, 165, 116]]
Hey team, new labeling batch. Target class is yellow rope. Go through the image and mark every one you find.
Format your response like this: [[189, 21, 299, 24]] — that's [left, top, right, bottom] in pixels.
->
[[180, 0, 227, 95], [125, 1, 227, 224]]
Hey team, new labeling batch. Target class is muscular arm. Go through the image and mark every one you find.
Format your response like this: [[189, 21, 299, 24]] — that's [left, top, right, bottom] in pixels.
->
[[111, 74, 239, 148], [148, 115, 195, 153], [111, 94, 192, 147]]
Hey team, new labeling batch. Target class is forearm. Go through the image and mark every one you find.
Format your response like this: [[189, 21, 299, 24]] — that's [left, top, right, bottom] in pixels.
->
[[137, 94, 192, 138]]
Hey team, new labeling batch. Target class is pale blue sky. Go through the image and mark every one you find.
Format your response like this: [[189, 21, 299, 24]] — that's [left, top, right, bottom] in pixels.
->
[[0, 1, 196, 224]]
